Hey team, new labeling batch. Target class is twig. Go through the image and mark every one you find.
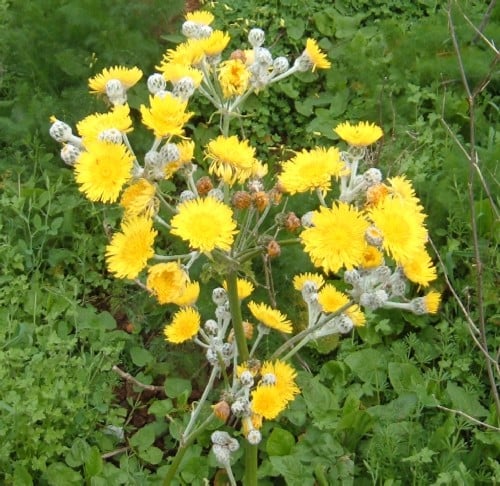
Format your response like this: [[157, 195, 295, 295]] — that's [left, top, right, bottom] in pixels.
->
[[436, 404, 500, 432], [469, 0, 497, 47], [112, 365, 164, 392], [101, 447, 129, 460]]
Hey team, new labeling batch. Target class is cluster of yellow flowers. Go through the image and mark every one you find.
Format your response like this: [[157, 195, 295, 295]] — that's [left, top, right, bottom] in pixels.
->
[[49, 9, 440, 455]]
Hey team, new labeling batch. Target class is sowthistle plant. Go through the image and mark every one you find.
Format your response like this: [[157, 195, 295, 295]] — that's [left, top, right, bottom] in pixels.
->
[[50, 9, 441, 485]]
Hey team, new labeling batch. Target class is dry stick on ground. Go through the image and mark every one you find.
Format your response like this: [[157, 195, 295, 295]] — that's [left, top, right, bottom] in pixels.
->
[[446, 0, 500, 422], [112, 365, 164, 392]]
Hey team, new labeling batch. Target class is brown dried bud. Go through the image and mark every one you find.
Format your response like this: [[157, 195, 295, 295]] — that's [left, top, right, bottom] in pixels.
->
[[232, 190, 252, 209], [228, 321, 254, 342], [252, 191, 269, 212], [212, 400, 231, 422], [266, 239, 281, 258], [284, 212, 301, 232], [268, 187, 283, 206], [196, 176, 213, 196], [230, 49, 247, 63]]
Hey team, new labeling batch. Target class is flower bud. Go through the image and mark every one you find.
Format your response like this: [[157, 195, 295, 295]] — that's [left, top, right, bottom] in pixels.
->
[[255, 47, 273, 66], [182, 20, 199, 38], [301, 211, 315, 228], [179, 190, 196, 204], [98, 128, 123, 144], [230, 49, 247, 63], [239, 370, 254, 387], [252, 191, 269, 212], [363, 168, 383, 185], [365, 225, 384, 247], [105, 79, 127, 105], [248, 28, 265, 47], [266, 240, 281, 258], [196, 176, 214, 196], [207, 188, 224, 201], [231, 398, 250, 417], [261, 372, 276, 386], [232, 190, 252, 209], [212, 287, 228, 306], [246, 429, 262, 445], [284, 212, 301, 232], [147, 73, 166, 94], [212, 400, 231, 421], [173, 77, 196, 100], [49, 120, 73, 143], [204, 319, 219, 335], [60, 144, 81, 166], [273, 56, 289, 74], [212, 444, 230, 466], [160, 143, 180, 163]]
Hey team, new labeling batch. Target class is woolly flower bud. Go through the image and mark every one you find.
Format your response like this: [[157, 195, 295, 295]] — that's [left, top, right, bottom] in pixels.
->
[[266, 240, 281, 258], [215, 302, 232, 323], [240, 370, 254, 387], [206, 348, 218, 366], [212, 430, 231, 446], [363, 168, 383, 186], [273, 56, 289, 74], [179, 190, 196, 204], [173, 77, 196, 100], [255, 47, 273, 66], [145, 150, 162, 167], [231, 398, 250, 417], [212, 400, 231, 422], [50, 120, 73, 143], [160, 143, 180, 163], [212, 287, 228, 306], [147, 73, 166, 94], [261, 372, 277, 386], [390, 277, 407, 297], [199, 24, 213, 38], [247, 429, 262, 445], [208, 188, 224, 201], [294, 54, 313, 72], [247, 178, 264, 193], [60, 144, 81, 166], [98, 128, 123, 144], [232, 190, 252, 209], [360, 289, 388, 310], [227, 437, 239, 452], [344, 269, 361, 286], [248, 28, 265, 47], [204, 319, 219, 335], [196, 176, 213, 196], [213, 444, 230, 465], [105, 79, 127, 105], [284, 212, 301, 232], [182, 20, 199, 38], [337, 314, 354, 333], [221, 342, 234, 359], [365, 225, 384, 247], [301, 211, 315, 228], [301, 281, 319, 304]]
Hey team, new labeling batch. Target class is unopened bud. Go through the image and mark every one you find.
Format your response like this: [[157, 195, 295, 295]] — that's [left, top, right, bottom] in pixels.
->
[[195, 176, 213, 196], [232, 190, 252, 209], [212, 400, 231, 421]]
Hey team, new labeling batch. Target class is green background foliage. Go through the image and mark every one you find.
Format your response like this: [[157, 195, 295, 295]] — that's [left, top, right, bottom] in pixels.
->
[[0, 0, 498, 483]]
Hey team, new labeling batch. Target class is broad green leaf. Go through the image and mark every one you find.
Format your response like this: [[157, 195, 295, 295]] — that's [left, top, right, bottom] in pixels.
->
[[267, 427, 295, 456], [446, 382, 489, 418], [129, 346, 154, 367], [286, 18, 305, 40], [138, 446, 164, 465], [129, 423, 156, 449], [65, 438, 91, 467], [269, 456, 316, 486], [368, 394, 418, 422], [13, 465, 33, 486], [164, 377, 192, 399], [84, 446, 103, 477], [148, 399, 174, 417], [42, 463, 82, 486], [344, 348, 388, 385], [388, 362, 424, 393]]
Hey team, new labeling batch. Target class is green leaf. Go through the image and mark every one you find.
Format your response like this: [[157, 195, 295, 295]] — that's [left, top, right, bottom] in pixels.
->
[[13, 465, 33, 486], [269, 456, 316, 486], [138, 446, 164, 465], [42, 463, 82, 486], [148, 399, 174, 417], [267, 427, 296, 456], [344, 348, 388, 385], [446, 382, 489, 418], [65, 438, 91, 467], [129, 346, 154, 367], [129, 423, 156, 449], [84, 446, 103, 478], [286, 18, 305, 40], [164, 377, 192, 399], [388, 362, 424, 394], [368, 394, 418, 422]]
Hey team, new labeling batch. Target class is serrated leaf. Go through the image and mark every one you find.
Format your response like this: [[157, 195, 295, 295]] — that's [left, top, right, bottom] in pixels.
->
[[267, 427, 295, 456]]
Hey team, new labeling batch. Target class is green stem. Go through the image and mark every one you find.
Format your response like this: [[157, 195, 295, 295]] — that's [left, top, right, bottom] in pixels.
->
[[244, 442, 258, 486]]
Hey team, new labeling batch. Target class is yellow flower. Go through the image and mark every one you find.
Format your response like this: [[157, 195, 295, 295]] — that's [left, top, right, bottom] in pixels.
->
[[387, 176, 420, 205], [74, 141, 133, 203], [303, 38, 331, 71], [279, 147, 347, 195], [301, 202, 370, 274], [251, 385, 287, 420], [158, 62, 203, 88], [366, 183, 390, 207], [334, 121, 383, 147], [164, 307, 201, 344], [360, 246, 384, 269], [159, 40, 206, 67], [223, 278, 255, 300], [248, 301, 292, 333], [218, 59, 250, 98], [120, 179, 157, 218], [170, 197, 237, 253], [206, 135, 265, 185], [200, 30, 231, 57], [260, 360, 300, 403], [171, 281, 200, 307], [146, 262, 189, 305], [88, 66, 142, 94], [318, 284, 365, 327], [293, 272, 325, 291], [185, 10, 214, 25], [401, 247, 437, 287], [422, 290, 441, 314], [140, 93, 193, 138], [77, 105, 133, 143], [105, 216, 157, 279], [369, 198, 428, 265]]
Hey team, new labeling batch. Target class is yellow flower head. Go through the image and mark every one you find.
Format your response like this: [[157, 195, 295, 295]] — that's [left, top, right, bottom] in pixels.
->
[[387, 175, 423, 213], [170, 197, 237, 253], [200, 30, 231, 57], [105, 216, 157, 279], [164, 307, 201, 344], [161, 39, 206, 66], [318, 284, 366, 327], [140, 93, 193, 138], [171, 281, 200, 307], [205, 135, 265, 185], [248, 301, 292, 333], [293, 272, 325, 292], [369, 198, 428, 265], [88, 66, 142, 94], [303, 38, 331, 71], [146, 262, 189, 305], [251, 385, 287, 420], [422, 290, 441, 314], [401, 247, 437, 287], [279, 147, 347, 195], [360, 245, 384, 269], [260, 360, 300, 402], [158, 62, 203, 88], [301, 202, 370, 274], [218, 59, 250, 98], [120, 179, 157, 218], [77, 105, 133, 143], [334, 121, 383, 147], [74, 141, 133, 203], [366, 183, 390, 207], [185, 10, 214, 26], [223, 278, 255, 300]]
